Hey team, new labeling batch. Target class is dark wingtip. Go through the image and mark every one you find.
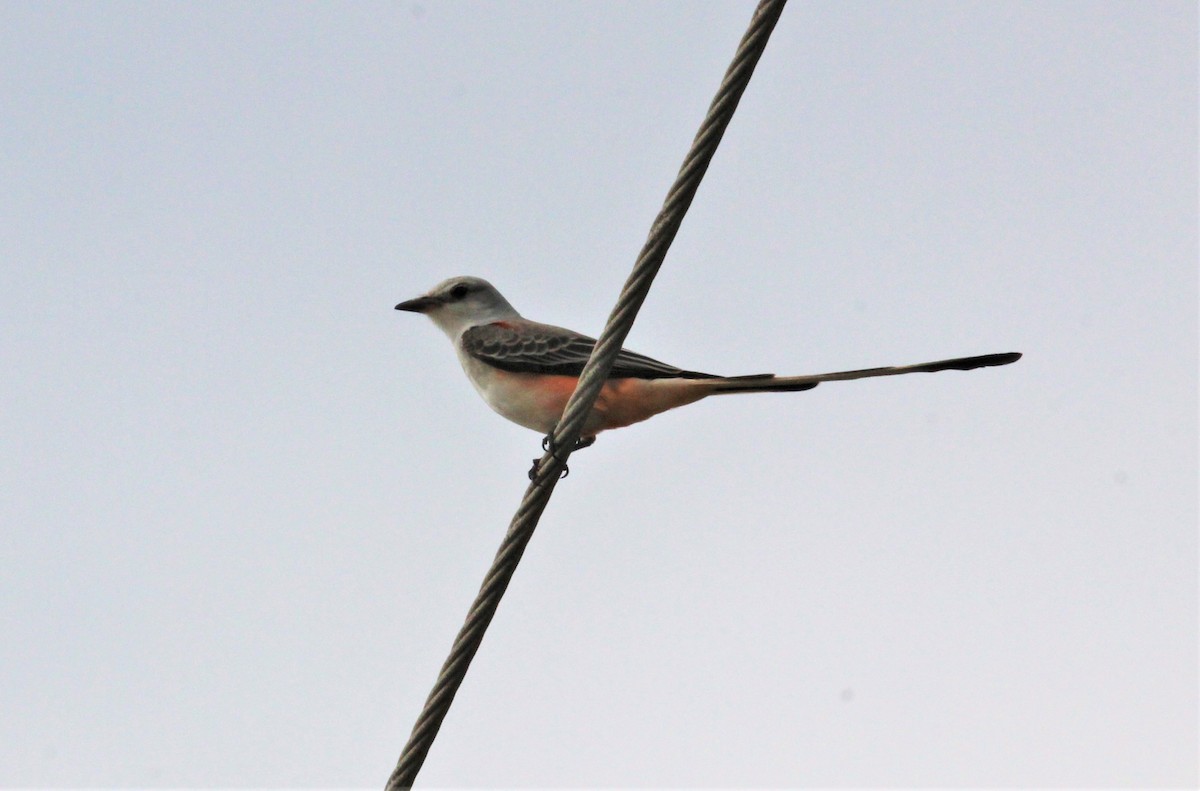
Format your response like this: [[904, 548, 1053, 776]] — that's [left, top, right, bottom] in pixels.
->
[[709, 376, 819, 393]]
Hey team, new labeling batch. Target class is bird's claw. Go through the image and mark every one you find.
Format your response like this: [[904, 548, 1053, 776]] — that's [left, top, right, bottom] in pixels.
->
[[528, 457, 569, 481], [529, 432, 595, 481], [542, 433, 596, 453]]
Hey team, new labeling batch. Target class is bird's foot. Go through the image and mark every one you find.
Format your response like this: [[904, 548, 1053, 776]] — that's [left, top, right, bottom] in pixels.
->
[[528, 433, 596, 481], [541, 433, 596, 453], [528, 457, 569, 481]]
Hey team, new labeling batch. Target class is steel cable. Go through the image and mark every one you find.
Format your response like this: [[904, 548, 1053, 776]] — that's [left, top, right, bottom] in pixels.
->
[[386, 2, 787, 786]]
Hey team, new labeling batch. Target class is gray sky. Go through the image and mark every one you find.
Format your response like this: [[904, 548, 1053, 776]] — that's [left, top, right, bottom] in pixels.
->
[[1, 1, 1196, 787]]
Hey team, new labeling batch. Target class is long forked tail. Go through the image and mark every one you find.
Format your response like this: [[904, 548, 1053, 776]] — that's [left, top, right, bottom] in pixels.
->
[[709, 351, 1022, 394]]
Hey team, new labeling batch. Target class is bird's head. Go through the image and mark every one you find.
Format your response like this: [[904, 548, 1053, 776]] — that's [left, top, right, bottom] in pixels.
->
[[395, 276, 520, 338]]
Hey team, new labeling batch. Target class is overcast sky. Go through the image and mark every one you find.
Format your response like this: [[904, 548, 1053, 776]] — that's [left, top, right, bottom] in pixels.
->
[[1, 1, 1196, 787]]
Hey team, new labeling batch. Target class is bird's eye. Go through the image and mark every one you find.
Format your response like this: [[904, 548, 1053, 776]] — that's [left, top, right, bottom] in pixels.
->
[[449, 284, 470, 300]]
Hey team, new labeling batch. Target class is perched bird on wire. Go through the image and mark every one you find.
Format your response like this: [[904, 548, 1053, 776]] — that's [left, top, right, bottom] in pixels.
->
[[396, 276, 1020, 475]]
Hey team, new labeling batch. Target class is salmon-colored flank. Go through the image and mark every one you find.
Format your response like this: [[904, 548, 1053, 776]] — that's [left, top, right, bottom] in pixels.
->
[[516, 373, 712, 434], [528, 374, 579, 416]]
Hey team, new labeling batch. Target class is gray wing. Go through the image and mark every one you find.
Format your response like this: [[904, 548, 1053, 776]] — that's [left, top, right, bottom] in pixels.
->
[[461, 321, 718, 380]]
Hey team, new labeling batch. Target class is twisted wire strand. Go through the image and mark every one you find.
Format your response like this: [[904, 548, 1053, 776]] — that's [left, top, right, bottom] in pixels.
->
[[386, 2, 787, 786]]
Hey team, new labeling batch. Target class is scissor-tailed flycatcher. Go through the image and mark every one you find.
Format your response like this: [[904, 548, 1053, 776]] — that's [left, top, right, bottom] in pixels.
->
[[396, 276, 1020, 460]]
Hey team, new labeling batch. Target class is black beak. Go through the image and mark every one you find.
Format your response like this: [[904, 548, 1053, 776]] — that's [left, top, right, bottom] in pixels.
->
[[395, 295, 440, 313]]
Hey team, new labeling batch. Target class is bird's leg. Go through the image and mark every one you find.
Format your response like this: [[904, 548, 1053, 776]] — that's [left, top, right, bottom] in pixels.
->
[[528, 432, 597, 480]]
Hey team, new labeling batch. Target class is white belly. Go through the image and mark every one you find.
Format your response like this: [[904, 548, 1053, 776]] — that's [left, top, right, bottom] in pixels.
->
[[454, 346, 711, 436]]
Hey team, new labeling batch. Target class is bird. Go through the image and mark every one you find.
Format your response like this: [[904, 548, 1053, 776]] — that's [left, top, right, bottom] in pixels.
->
[[395, 276, 1020, 475]]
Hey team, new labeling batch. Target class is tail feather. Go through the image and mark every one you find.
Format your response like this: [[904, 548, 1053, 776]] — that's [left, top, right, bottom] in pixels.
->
[[708, 352, 1021, 394]]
